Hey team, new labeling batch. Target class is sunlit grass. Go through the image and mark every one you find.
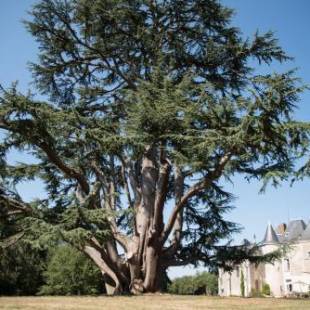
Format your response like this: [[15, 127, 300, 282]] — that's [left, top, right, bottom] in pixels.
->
[[1, 295, 310, 310]]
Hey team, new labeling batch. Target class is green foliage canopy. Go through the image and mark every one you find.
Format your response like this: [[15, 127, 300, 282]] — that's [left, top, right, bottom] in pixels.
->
[[0, 0, 309, 293]]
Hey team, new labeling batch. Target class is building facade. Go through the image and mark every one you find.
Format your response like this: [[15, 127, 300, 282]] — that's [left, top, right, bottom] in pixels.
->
[[218, 220, 310, 297]]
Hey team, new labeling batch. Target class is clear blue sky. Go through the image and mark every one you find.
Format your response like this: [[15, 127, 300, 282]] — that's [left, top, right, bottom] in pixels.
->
[[1, 0, 310, 278]]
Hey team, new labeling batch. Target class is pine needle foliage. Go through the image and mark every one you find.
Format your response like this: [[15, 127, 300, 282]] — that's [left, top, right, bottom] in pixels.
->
[[0, 0, 309, 294]]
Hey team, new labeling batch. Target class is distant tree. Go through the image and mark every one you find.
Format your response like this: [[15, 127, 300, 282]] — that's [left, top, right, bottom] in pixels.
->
[[0, 242, 45, 296], [39, 245, 104, 295], [0, 0, 308, 294], [168, 272, 218, 295], [168, 275, 196, 295], [195, 272, 218, 295]]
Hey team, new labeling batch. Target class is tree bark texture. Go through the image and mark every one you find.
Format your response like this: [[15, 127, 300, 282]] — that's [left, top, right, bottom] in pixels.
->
[[72, 144, 230, 295]]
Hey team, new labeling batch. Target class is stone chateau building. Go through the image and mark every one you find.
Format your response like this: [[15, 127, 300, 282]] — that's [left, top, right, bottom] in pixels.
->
[[218, 219, 310, 297]]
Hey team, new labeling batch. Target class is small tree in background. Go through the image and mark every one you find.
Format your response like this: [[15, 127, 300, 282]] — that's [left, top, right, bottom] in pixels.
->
[[0, 211, 46, 295], [39, 245, 103, 295], [0, 242, 45, 296], [168, 272, 218, 295], [196, 272, 218, 295]]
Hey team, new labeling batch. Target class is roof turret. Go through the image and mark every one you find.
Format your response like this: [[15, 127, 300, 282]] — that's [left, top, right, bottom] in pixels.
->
[[263, 223, 279, 244]]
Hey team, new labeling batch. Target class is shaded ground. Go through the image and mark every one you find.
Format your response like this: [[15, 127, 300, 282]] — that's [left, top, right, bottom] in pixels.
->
[[0, 295, 310, 310]]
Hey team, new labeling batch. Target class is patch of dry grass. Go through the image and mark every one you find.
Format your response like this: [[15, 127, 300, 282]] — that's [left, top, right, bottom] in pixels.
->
[[0, 295, 310, 310]]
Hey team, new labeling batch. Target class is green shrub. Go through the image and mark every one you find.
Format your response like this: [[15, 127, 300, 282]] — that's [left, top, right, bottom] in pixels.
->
[[39, 245, 103, 295], [261, 283, 271, 296], [168, 272, 218, 295]]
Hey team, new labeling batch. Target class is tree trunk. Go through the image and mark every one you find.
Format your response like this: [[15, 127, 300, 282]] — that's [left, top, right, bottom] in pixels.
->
[[83, 245, 124, 295], [84, 147, 172, 295], [143, 243, 160, 292], [103, 274, 119, 295]]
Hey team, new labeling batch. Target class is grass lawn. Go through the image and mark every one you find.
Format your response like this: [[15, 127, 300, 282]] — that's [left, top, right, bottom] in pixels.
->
[[0, 295, 310, 310]]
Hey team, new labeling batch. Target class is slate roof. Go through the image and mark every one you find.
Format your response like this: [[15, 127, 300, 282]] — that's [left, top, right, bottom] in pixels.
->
[[277, 234, 285, 243], [263, 223, 279, 244], [285, 220, 306, 241], [299, 222, 310, 241], [260, 219, 310, 245]]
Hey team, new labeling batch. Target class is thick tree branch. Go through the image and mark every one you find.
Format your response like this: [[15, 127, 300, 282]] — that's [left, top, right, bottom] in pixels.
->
[[164, 165, 184, 257], [0, 193, 33, 215], [153, 155, 170, 232], [120, 158, 133, 209], [128, 162, 142, 210], [51, 9, 136, 90], [0, 232, 25, 249], [83, 245, 121, 294], [162, 154, 231, 243], [90, 160, 129, 250], [39, 141, 89, 194], [0, 118, 90, 194]]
